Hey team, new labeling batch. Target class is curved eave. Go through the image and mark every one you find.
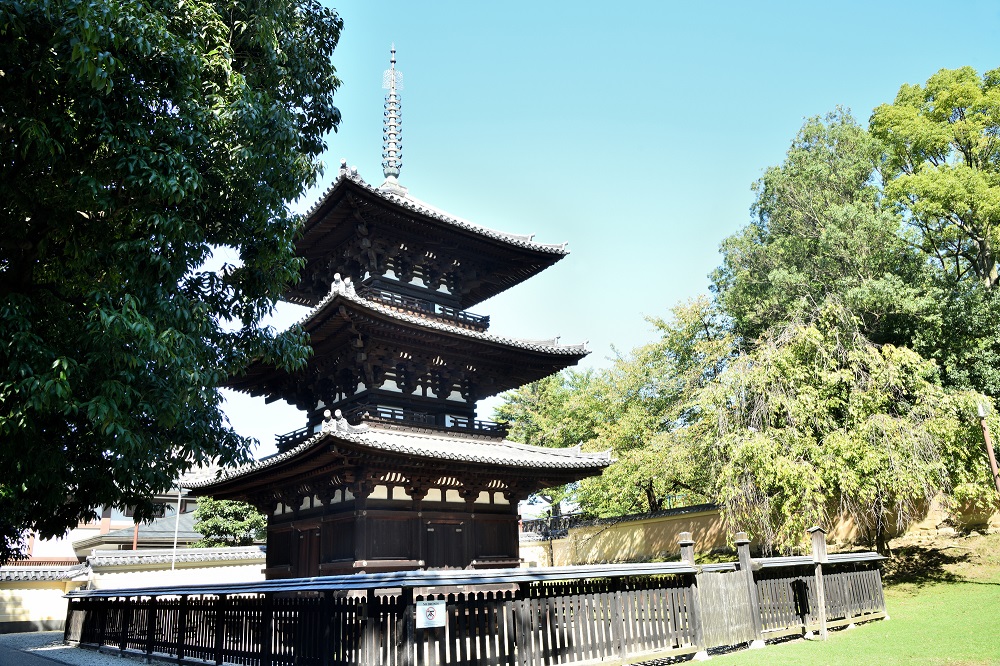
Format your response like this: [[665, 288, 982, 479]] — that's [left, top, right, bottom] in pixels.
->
[[291, 174, 569, 308], [305, 287, 589, 357], [188, 425, 612, 499], [228, 287, 588, 397]]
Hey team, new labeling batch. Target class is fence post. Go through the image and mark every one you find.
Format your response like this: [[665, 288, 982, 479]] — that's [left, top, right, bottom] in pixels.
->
[[322, 591, 333, 666], [63, 600, 73, 643], [808, 526, 828, 640], [146, 596, 157, 660], [176, 595, 188, 663], [119, 596, 133, 653], [97, 598, 108, 648], [261, 593, 273, 666], [515, 582, 533, 666], [608, 576, 626, 662], [361, 588, 377, 666], [677, 532, 708, 661], [399, 587, 415, 666], [735, 532, 765, 649], [214, 594, 228, 666]]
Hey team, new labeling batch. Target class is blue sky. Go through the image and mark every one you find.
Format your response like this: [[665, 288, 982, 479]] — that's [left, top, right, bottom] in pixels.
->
[[224, 0, 1000, 457]]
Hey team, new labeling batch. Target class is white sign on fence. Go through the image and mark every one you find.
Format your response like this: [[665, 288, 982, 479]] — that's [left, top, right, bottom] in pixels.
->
[[415, 600, 446, 629]]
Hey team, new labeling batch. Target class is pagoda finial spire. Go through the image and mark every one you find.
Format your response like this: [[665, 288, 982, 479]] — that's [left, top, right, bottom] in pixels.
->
[[381, 43, 404, 189]]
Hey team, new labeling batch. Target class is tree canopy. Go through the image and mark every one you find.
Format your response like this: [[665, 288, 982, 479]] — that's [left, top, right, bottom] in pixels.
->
[[192, 497, 266, 548], [496, 68, 1000, 554], [0, 0, 342, 563]]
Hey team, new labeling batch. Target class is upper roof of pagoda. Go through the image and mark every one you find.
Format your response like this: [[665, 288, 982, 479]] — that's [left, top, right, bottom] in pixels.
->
[[185, 413, 612, 500], [287, 167, 570, 309], [229, 274, 588, 405]]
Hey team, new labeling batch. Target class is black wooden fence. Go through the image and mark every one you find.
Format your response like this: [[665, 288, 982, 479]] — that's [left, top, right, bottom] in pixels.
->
[[64, 530, 885, 666]]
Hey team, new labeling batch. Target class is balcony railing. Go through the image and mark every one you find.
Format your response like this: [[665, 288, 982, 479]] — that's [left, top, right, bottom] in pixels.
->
[[274, 406, 509, 449], [275, 425, 312, 452], [343, 403, 508, 438], [358, 286, 490, 330]]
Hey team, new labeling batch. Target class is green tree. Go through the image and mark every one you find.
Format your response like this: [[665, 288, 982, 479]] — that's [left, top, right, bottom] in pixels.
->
[[871, 66, 1000, 398], [0, 0, 342, 563], [692, 300, 993, 554], [192, 497, 266, 548], [871, 66, 1000, 290], [712, 109, 931, 347], [494, 371, 599, 513], [496, 298, 728, 517]]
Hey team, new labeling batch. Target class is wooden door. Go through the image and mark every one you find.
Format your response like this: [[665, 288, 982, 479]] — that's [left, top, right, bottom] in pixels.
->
[[295, 528, 320, 577], [424, 522, 465, 569]]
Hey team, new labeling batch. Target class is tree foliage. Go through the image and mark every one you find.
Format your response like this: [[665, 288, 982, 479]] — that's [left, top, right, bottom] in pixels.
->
[[693, 301, 990, 554], [0, 0, 342, 563], [498, 298, 728, 517], [712, 109, 930, 347], [192, 497, 266, 548], [872, 66, 1000, 290], [871, 66, 1000, 398], [498, 70, 1000, 554]]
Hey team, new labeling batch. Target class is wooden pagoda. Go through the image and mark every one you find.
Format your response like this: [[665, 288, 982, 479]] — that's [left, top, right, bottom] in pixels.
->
[[188, 49, 610, 578]]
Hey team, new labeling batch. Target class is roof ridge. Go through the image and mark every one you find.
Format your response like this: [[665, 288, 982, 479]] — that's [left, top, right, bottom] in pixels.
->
[[304, 170, 570, 255]]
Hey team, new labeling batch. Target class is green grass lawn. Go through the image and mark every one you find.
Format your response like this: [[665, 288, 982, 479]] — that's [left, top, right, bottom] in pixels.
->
[[710, 532, 1000, 666]]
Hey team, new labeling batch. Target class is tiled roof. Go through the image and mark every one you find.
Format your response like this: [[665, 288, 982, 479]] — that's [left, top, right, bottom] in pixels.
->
[[72, 512, 202, 551], [305, 169, 569, 256], [87, 546, 265, 568], [185, 416, 612, 489], [298, 275, 588, 356], [0, 564, 88, 582]]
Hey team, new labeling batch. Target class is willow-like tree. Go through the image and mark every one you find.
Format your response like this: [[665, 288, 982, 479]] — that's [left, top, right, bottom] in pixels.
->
[[694, 300, 993, 555], [0, 0, 342, 563], [496, 298, 729, 517]]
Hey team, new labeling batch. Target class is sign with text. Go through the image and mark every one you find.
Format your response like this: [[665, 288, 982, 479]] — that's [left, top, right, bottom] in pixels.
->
[[415, 600, 446, 629]]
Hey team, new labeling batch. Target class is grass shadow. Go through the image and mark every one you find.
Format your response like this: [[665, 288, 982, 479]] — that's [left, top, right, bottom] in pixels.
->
[[882, 544, 969, 587]]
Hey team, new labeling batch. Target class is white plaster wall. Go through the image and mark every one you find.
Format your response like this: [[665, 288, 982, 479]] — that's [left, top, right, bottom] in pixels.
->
[[89, 562, 265, 590]]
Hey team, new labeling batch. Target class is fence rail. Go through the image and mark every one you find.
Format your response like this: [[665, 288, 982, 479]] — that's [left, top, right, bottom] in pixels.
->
[[64, 530, 885, 666]]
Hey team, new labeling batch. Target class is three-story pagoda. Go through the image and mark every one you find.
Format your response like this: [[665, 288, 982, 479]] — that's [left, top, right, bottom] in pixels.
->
[[189, 49, 610, 578]]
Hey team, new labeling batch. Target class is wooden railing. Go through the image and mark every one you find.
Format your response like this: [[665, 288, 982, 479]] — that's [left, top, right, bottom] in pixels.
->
[[358, 287, 490, 331], [342, 404, 509, 438], [64, 529, 885, 666], [276, 425, 313, 452]]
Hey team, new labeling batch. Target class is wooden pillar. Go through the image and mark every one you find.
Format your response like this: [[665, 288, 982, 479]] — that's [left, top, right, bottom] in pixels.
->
[[978, 403, 1000, 495], [176, 595, 188, 663], [261, 593, 273, 666], [808, 526, 828, 640], [145, 596, 157, 659], [678, 531, 695, 565], [214, 594, 228, 666], [63, 601, 73, 643], [609, 576, 627, 661], [321, 591, 332, 666], [515, 583, 533, 666], [119, 597, 133, 653], [400, 587, 415, 666], [354, 481, 372, 568], [677, 532, 707, 659], [361, 588, 377, 666], [735, 532, 764, 646], [97, 598, 108, 647]]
